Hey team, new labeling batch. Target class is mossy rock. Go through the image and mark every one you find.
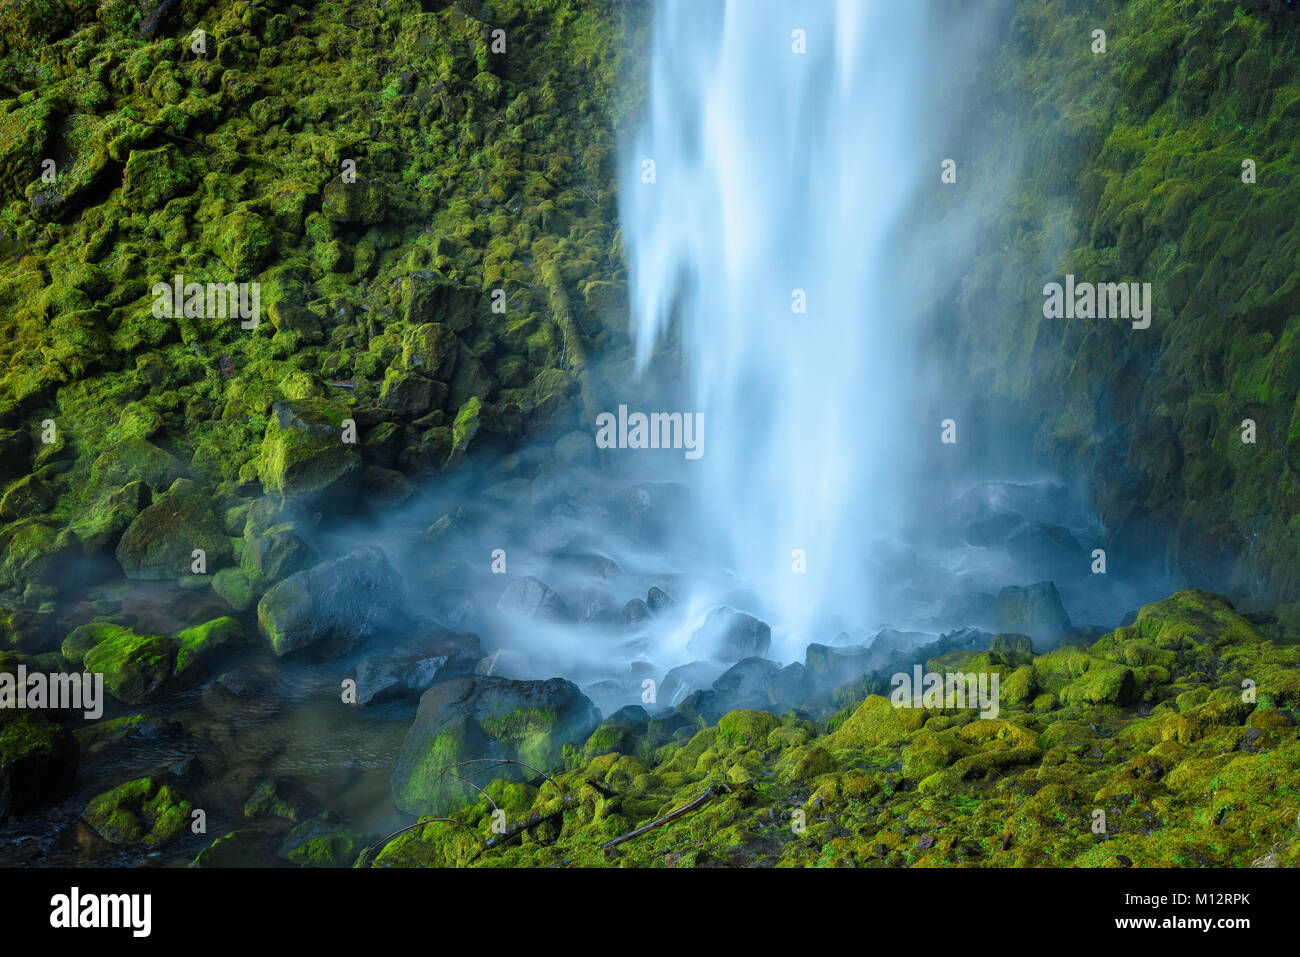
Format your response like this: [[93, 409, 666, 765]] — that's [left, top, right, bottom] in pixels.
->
[[322, 176, 386, 225], [191, 828, 278, 868], [172, 616, 243, 680], [82, 777, 195, 847], [115, 478, 232, 580], [212, 566, 254, 611], [392, 674, 600, 817], [256, 399, 362, 510], [824, 695, 926, 752], [81, 627, 177, 704], [0, 710, 78, 819], [121, 144, 192, 211]]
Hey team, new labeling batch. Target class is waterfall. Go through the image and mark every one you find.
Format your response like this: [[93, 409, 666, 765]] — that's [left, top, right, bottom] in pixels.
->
[[621, 0, 932, 655]]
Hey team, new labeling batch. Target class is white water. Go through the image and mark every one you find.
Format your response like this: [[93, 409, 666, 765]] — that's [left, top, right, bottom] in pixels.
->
[[621, 1, 931, 656]]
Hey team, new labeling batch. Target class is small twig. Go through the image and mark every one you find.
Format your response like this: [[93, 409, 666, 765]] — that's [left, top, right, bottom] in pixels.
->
[[451, 758, 564, 797], [599, 783, 730, 850]]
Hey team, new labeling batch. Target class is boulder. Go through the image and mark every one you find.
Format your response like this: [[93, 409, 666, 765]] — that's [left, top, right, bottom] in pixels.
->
[[804, 642, 872, 689], [712, 658, 808, 714], [660, 660, 728, 709], [257, 546, 405, 657], [322, 176, 386, 225], [82, 626, 178, 704], [353, 629, 482, 704], [497, 576, 569, 622], [994, 582, 1071, 649], [1006, 521, 1086, 579], [686, 607, 771, 663], [0, 711, 78, 820], [392, 675, 600, 816], [115, 478, 231, 580], [81, 777, 195, 847], [255, 399, 362, 511]]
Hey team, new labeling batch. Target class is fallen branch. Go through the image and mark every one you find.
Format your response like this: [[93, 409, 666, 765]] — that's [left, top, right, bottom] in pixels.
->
[[463, 797, 578, 865], [599, 783, 730, 851]]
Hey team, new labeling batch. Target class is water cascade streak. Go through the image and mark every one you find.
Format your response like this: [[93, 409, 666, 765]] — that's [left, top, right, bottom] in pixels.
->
[[621, 0, 933, 656]]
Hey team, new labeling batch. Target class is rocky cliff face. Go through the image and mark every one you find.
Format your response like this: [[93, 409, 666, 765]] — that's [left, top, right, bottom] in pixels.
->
[[944, 0, 1300, 629], [0, 0, 637, 644]]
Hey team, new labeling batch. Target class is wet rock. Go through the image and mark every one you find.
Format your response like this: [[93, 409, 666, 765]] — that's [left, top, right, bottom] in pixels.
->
[[171, 616, 243, 681], [278, 812, 371, 867], [354, 629, 482, 704], [191, 829, 278, 868], [555, 430, 597, 468], [115, 478, 232, 580], [89, 438, 188, 492], [660, 660, 728, 709], [212, 567, 255, 611], [686, 607, 772, 663], [75, 715, 183, 752], [989, 633, 1034, 657], [0, 472, 54, 521], [497, 576, 569, 622], [255, 399, 363, 512], [215, 669, 267, 698], [71, 481, 151, 554], [712, 658, 808, 714], [243, 524, 315, 585], [960, 504, 1023, 547], [400, 322, 460, 380], [392, 674, 600, 816], [804, 643, 872, 689], [257, 546, 405, 657], [994, 582, 1071, 648], [243, 777, 315, 823], [646, 586, 675, 614], [864, 628, 935, 670], [82, 626, 178, 704], [581, 704, 650, 759], [379, 369, 444, 418], [614, 598, 650, 630]]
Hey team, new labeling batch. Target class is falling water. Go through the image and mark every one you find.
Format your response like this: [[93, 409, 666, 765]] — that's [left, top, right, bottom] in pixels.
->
[[621, 1, 933, 654]]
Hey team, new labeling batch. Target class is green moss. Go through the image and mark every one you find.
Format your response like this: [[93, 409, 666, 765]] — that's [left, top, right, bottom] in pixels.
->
[[82, 777, 195, 847]]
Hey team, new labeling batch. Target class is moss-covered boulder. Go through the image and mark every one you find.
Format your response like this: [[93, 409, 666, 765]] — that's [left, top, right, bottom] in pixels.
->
[[321, 176, 386, 225], [115, 478, 231, 580], [400, 272, 479, 334], [82, 777, 195, 847], [255, 399, 362, 510], [257, 546, 404, 657], [392, 675, 600, 816], [81, 626, 177, 704], [212, 567, 254, 611], [171, 616, 243, 680], [70, 481, 151, 554]]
